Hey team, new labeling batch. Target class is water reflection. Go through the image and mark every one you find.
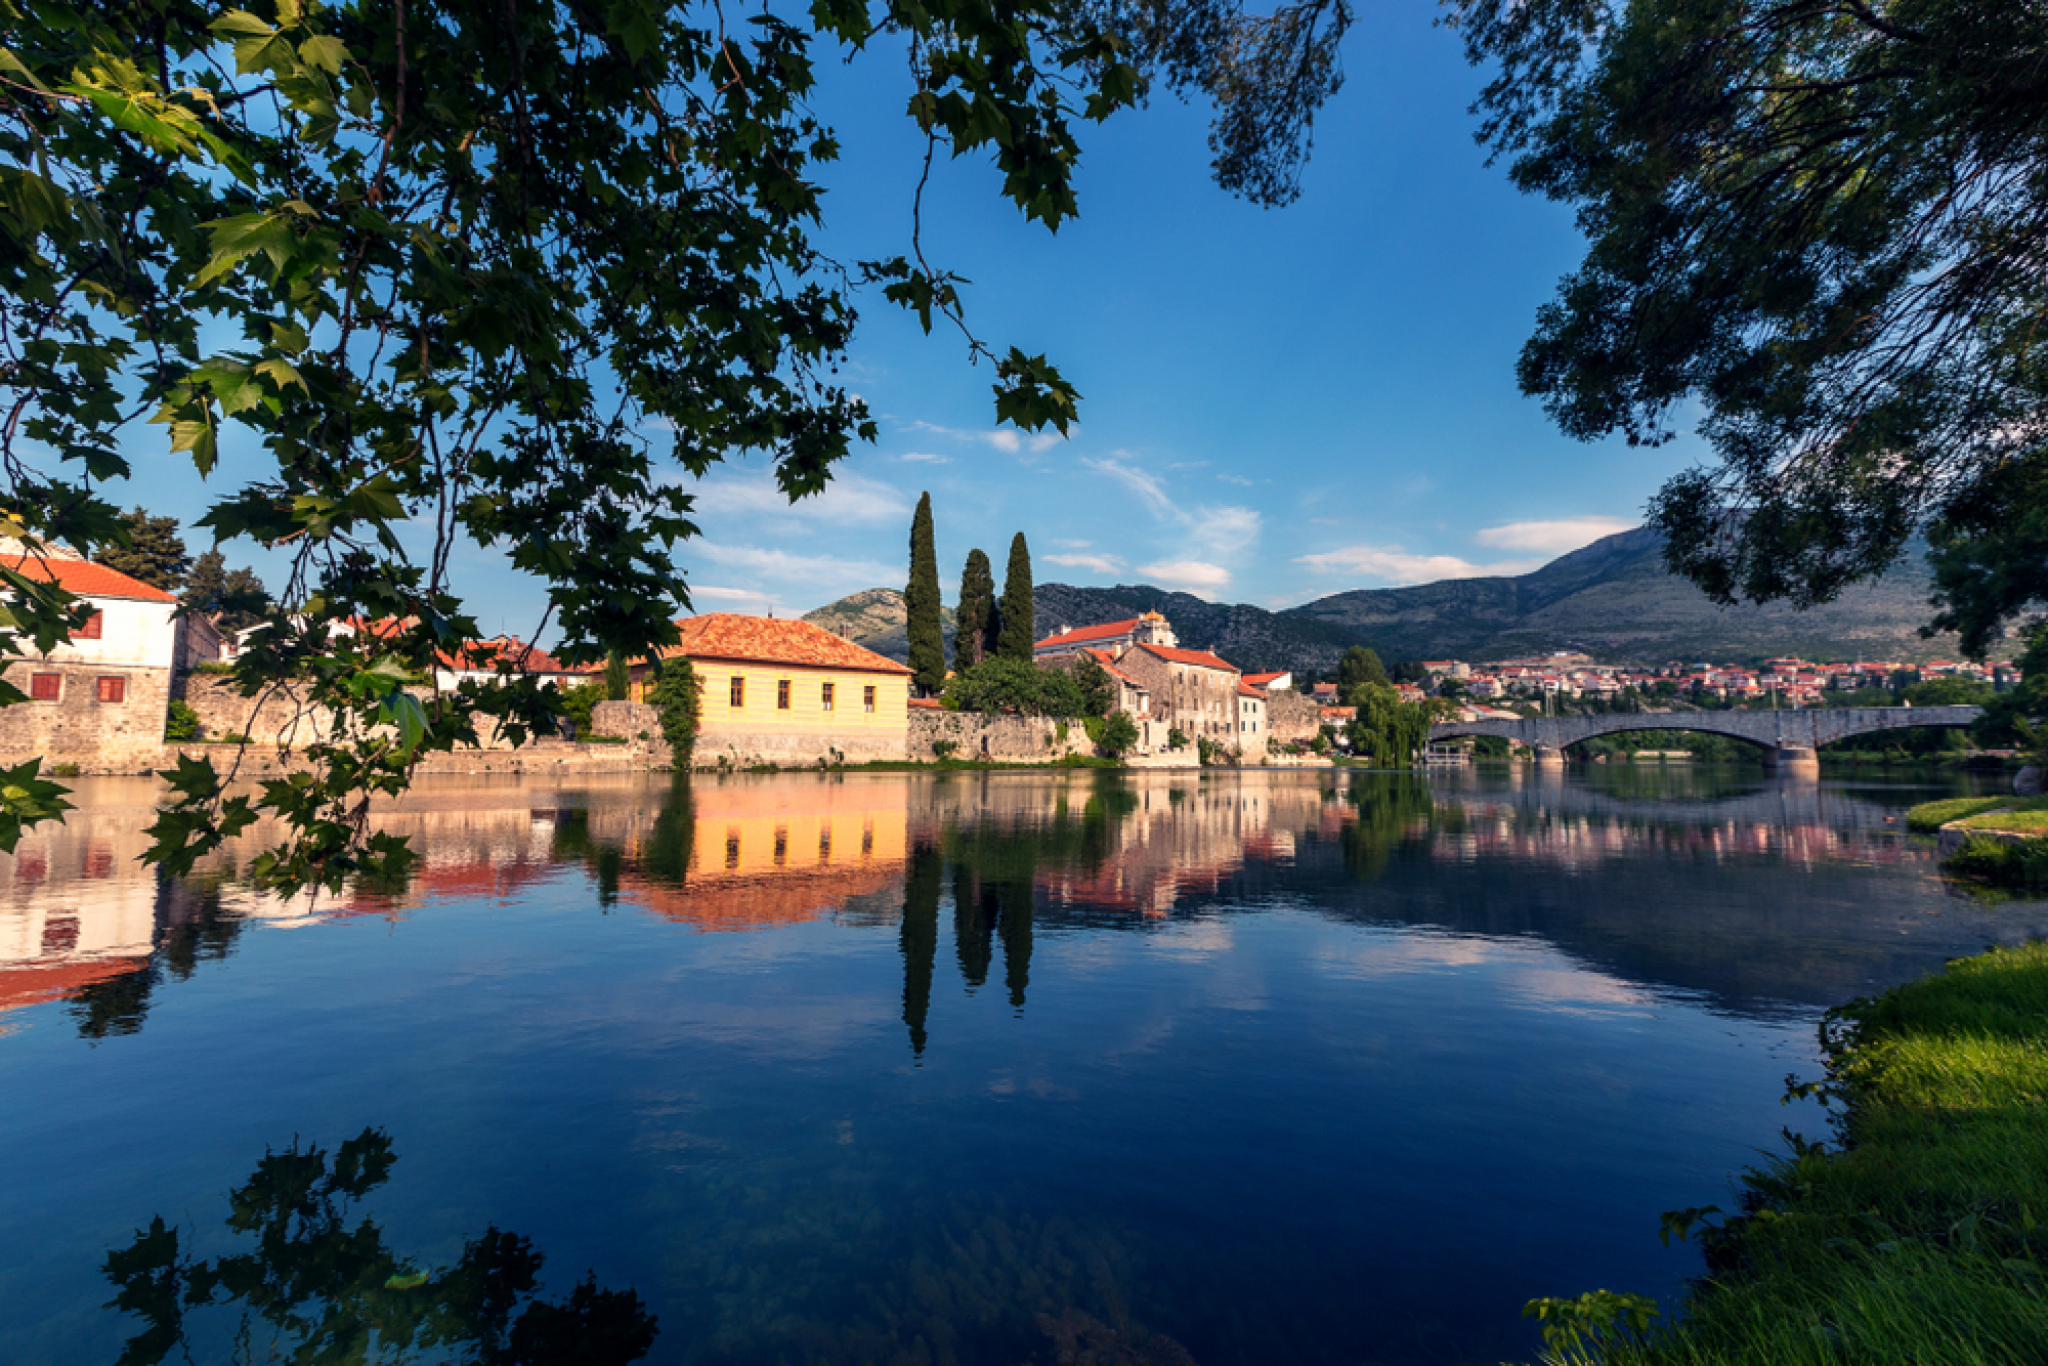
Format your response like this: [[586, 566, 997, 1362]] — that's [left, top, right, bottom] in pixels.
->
[[1, 767, 2032, 1046], [103, 1129, 657, 1365]]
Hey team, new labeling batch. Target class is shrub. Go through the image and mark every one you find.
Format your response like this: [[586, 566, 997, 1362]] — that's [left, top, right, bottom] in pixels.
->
[[165, 700, 201, 741], [931, 739, 959, 761], [1167, 728, 1190, 750], [942, 657, 1088, 717], [555, 680, 604, 739], [648, 657, 700, 759], [190, 660, 235, 676], [1096, 711, 1139, 757]]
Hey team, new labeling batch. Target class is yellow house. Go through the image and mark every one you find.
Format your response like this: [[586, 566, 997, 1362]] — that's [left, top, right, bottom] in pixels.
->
[[629, 613, 911, 765]]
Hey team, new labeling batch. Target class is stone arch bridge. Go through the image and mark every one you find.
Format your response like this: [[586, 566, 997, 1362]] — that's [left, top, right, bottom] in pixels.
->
[[1429, 706, 1985, 771]]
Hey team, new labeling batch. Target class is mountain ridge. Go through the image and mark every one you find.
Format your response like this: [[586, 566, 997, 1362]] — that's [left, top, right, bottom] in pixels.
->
[[801, 528, 1969, 674]]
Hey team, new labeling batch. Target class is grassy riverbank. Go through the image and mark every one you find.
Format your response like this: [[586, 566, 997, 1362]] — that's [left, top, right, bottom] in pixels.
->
[[1552, 943, 2048, 1366]]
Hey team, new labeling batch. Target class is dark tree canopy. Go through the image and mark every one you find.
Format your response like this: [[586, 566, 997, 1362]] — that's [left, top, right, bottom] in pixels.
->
[[906, 492, 946, 694], [1447, 0, 2048, 651], [1336, 644, 1388, 700], [99, 509, 191, 592], [180, 548, 272, 633], [998, 532, 1036, 661], [953, 547, 996, 673]]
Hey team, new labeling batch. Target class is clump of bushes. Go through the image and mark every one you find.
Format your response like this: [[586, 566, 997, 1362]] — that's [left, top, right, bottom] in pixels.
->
[[165, 701, 201, 741]]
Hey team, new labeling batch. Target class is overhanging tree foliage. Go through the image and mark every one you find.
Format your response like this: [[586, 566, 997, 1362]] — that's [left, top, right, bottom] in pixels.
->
[[1447, 0, 2048, 654], [906, 491, 945, 694], [997, 531, 1035, 661], [953, 546, 995, 673], [0, 0, 1347, 880]]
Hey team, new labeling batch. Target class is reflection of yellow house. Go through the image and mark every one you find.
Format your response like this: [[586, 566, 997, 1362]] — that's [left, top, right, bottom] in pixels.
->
[[627, 614, 911, 765], [618, 783, 910, 931]]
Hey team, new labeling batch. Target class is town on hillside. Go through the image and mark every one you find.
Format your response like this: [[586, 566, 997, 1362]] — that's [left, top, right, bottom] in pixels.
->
[[0, 530, 2021, 775]]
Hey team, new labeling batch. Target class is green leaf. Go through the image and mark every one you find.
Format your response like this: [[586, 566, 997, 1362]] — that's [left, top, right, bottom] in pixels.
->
[[298, 35, 348, 75]]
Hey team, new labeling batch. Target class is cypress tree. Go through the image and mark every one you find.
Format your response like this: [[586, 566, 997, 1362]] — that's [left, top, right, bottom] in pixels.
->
[[953, 548, 995, 673], [905, 492, 945, 694], [997, 531, 1035, 661]]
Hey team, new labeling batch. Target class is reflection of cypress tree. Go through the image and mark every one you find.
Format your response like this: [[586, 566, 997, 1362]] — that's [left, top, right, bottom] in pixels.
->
[[900, 843, 942, 1055], [998, 880, 1032, 1011], [953, 864, 993, 990], [103, 1128, 657, 1364]]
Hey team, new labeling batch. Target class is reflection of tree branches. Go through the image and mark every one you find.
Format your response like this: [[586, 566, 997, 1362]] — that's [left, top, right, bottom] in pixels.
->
[[1071, 0, 1352, 205], [102, 1128, 657, 1366], [1338, 777, 1435, 883]]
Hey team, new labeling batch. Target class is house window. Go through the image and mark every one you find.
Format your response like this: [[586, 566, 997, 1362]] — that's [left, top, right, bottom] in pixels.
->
[[729, 676, 745, 707], [77, 611, 103, 640], [96, 676, 126, 703], [30, 673, 60, 701], [777, 679, 791, 710], [863, 685, 876, 713], [822, 682, 835, 712]]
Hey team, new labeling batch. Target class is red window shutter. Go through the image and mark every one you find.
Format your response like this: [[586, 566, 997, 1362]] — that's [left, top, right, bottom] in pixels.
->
[[78, 611, 103, 640], [30, 673, 60, 701], [96, 676, 125, 703]]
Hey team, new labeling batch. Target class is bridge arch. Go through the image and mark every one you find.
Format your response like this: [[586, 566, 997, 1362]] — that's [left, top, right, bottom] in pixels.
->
[[1429, 705, 1985, 769]]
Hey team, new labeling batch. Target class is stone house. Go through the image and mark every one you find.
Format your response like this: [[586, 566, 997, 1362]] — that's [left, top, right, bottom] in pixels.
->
[[620, 613, 911, 765], [0, 549, 188, 768], [1115, 642, 1244, 746]]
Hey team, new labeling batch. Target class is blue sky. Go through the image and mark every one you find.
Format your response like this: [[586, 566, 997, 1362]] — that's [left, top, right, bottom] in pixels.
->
[[678, 5, 1706, 623], [130, 5, 1710, 640]]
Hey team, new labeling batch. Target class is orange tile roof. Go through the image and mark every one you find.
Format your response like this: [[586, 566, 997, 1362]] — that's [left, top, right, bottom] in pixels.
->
[[1237, 680, 1266, 698], [1134, 642, 1238, 673], [908, 696, 946, 709], [1242, 671, 1288, 687], [1320, 705, 1356, 720], [1036, 618, 1142, 649], [1082, 647, 1148, 689], [438, 635, 567, 674], [664, 613, 910, 674], [3, 554, 176, 603]]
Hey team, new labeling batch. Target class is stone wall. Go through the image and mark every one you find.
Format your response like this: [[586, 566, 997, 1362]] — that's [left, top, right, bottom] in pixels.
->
[[1266, 691, 1322, 747], [908, 709, 1095, 763], [0, 662, 173, 771]]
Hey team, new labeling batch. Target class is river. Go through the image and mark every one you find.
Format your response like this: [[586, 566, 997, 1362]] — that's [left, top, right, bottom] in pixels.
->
[[2, 765, 2042, 1365]]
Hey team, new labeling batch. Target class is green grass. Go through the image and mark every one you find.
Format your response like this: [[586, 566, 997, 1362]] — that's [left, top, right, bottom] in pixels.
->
[[1903, 796, 2012, 832], [1560, 943, 2048, 1366], [1954, 798, 2048, 833]]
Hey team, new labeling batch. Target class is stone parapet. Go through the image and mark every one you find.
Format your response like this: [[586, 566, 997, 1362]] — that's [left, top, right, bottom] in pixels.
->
[[908, 709, 1092, 763]]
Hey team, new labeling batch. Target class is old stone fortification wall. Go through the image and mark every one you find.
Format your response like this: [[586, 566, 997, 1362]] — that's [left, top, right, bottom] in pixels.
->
[[0, 662, 173, 769], [908, 709, 1096, 763], [694, 728, 906, 769], [1265, 691, 1322, 746], [182, 674, 608, 752]]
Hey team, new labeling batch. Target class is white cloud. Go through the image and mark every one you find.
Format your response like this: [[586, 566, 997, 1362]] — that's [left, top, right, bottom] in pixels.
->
[[694, 543, 900, 592], [1136, 560, 1232, 596], [1188, 504, 1261, 558], [1473, 516, 1636, 554], [897, 451, 950, 464], [1083, 455, 1174, 517], [1044, 552, 1126, 575], [1052, 538, 1094, 549], [690, 584, 778, 609], [1294, 544, 1544, 585], [691, 471, 910, 528], [904, 420, 1066, 455], [1217, 472, 1254, 487]]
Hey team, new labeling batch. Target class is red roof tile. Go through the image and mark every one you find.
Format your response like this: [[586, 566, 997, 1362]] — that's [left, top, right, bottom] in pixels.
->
[[908, 696, 946, 710], [1236, 680, 1266, 698], [3, 554, 176, 603], [664, 614, 911, 675], [1082, 647, 1149, 689], [1242, 671, 1288, 687], [1036, 618, 1142, 650], [1134, 642, 1238, 673], [438, 635, 567, 674]]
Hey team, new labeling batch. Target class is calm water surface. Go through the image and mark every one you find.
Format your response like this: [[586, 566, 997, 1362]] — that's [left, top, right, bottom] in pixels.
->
[[3, 765, 2044, 1365]]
